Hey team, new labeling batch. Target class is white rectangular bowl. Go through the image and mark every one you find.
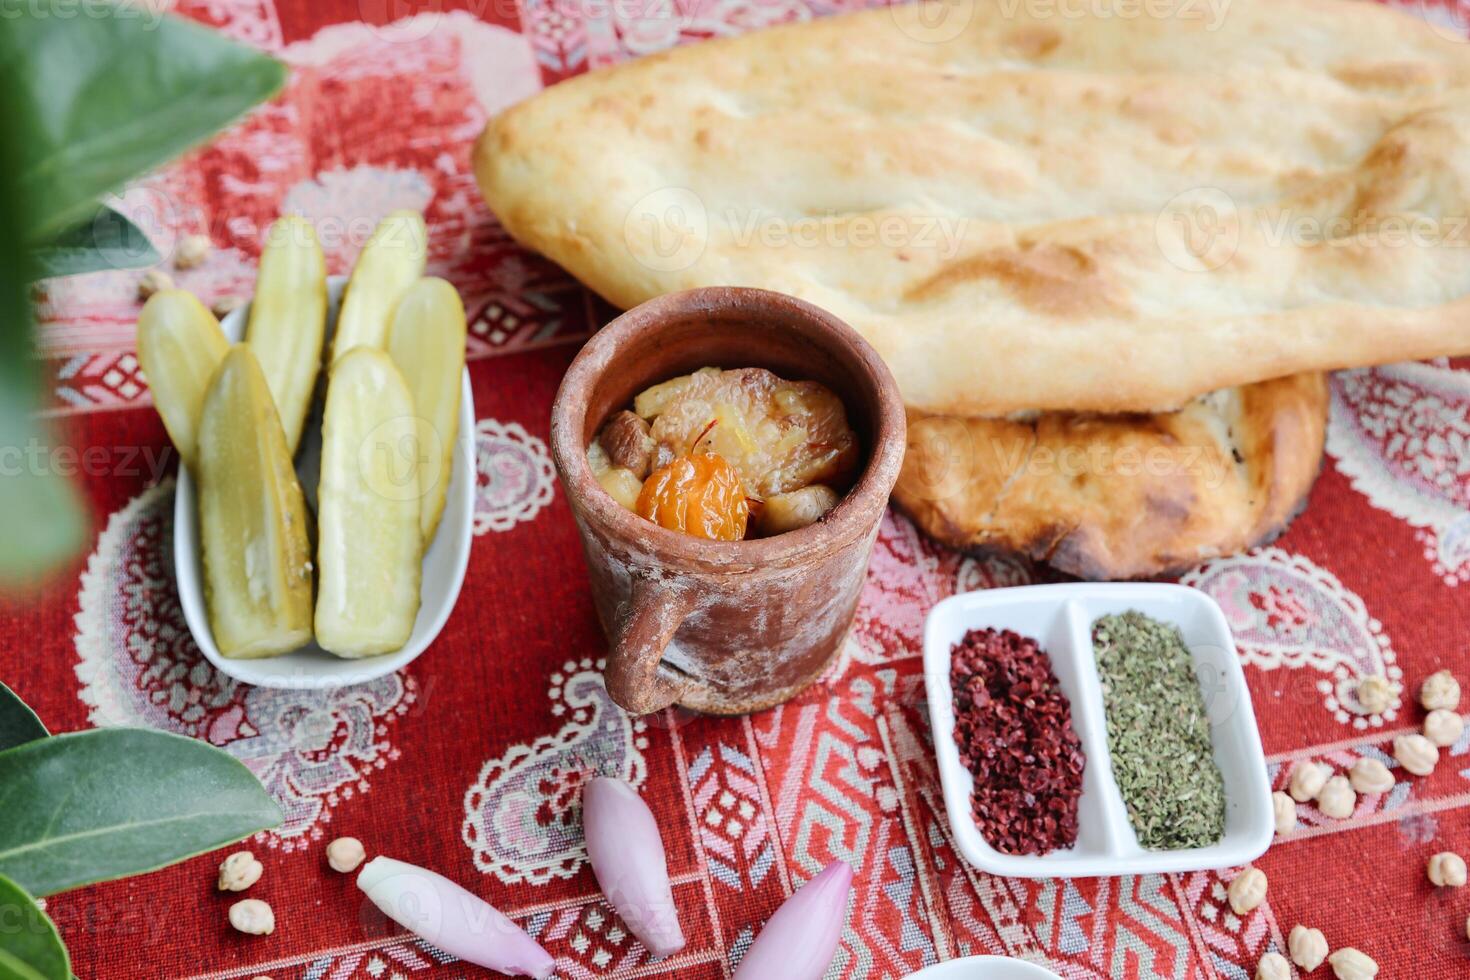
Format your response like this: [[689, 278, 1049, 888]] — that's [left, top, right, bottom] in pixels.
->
[[924, 582, 1273, 878], [174, 275, 475, 689]]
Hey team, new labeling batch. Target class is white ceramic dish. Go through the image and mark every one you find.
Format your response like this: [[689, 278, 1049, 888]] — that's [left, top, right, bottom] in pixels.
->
[[906, 957, 1062, 980], [924, 582, 1273, 878], [174, 275, 475, 689]]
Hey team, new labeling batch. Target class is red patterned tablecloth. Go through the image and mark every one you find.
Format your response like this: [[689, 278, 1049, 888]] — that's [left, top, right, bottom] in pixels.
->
[[8, 0, 1470, 976]]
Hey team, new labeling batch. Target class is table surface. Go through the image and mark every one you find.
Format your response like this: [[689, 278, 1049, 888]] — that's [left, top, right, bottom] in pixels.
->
[[8, 0, 1470, 977]]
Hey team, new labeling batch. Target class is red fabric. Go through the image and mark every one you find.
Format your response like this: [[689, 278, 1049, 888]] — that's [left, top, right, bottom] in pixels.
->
[[8, 1, 1470, 977]]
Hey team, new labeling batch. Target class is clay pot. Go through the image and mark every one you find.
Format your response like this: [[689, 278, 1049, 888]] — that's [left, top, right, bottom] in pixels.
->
[[550, 287, 906, 716]]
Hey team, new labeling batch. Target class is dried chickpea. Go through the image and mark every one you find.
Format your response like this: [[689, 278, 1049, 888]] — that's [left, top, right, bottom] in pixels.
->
[[228, 898, 275, 936], [1271, 791, 1297, 836], [1394, 733, 1438, 776], [326, 836, 366, 873], [1288, 760, 1330, 802], [217, 851, 262, 892], [1227, 866, 1267, 915], [1424, 709, 1463, 748], [1328, 948, 1378, 980], [1355, 674, 1393, 714], [211, 294, 246, 319], [137, 268, 175, 300], [1428, 851, 1467, 887], [1256, 952, 1291, 980], [1421, 669, 1460, 711], [174, 233, 212, 270], [1289, 925, 1328, 971], [1317, 775, 1356, 819], [1348, 758, 1394, 795]]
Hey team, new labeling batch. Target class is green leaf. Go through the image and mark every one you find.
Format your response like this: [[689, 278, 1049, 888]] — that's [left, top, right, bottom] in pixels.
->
[[0, 872, 69, 980], [30, 205, 159, 279], [1, 2, 286, 242], [0, 729, 281, 897], [0, 684, 48, 753], [0, 68, 89, 589]]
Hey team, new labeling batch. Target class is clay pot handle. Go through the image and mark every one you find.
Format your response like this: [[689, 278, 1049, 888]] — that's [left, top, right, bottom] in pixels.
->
[[604, 576, 692, 715]]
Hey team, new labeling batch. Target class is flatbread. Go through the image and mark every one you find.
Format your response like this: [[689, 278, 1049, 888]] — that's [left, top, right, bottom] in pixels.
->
[[893, 372, 1329, 579], [475, 0, 1470, 416]]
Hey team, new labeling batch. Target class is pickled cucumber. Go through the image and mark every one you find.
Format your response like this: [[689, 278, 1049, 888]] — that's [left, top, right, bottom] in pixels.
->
[[246, 214, 328, 453], [330, 210, 427, 364], [386, 277, 466, 542], [197, 346, 314, 658], [137, 290, 228, 471], [315, 347, 424, 657]]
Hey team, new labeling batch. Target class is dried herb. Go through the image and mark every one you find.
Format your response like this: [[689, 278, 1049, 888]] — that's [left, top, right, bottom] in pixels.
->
[[1092, 611, 1226, 850], [950, 628, 1086, 855]]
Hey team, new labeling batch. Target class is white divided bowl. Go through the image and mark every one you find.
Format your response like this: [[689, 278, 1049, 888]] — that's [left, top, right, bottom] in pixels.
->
[[924, 582, 1273, 878], [174, 275, 475, 689], [906, 957, 1062, 980]]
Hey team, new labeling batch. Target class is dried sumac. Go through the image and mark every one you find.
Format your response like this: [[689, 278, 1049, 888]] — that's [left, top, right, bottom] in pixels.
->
[[949, 628, 1085, 855]]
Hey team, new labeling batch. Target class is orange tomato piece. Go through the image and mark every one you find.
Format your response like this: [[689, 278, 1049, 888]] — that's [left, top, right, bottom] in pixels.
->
[[636, 453, 750, 541]]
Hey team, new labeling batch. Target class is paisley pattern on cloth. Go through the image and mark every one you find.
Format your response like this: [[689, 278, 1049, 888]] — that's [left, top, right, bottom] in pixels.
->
[[1328, 362, 1470, 586], [461, 661, 649, 885], [1182, 547, 1401, 729], [73, 481, 417, 848], [475, 418, 557, 534]]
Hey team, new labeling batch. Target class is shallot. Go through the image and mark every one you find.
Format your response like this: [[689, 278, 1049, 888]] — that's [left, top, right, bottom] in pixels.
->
[[357, 856, 555, 978], [732, 860, 853, 980], [583, 776, 686, 957]]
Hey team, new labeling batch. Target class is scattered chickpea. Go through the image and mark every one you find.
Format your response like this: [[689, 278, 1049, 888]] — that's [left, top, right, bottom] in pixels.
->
[[1394, 733, 1439, 776], [1288, 760, 1330, 802], [228, 898, 275, 936], [326, 836, 366, 873], [1289, 925, 1328, 971], [1424, 709, 1464, 748], [1465, 913, 1470, 942], [217, 851, 263, 892], [1421, 670, 1461, 712], [1271, 791, 1297, 836], [1317, 775, 1356, 819], [1428, 851, 1467, 887], [1227, 866, 1268, 915], [1256, 951, 1291, 980], [137, 268, 174, 301], [1355, 675, 1393, 714], [1348, 758, 1394, 795], [211, 294, 246, 320], [1328, 947, 1378, 980], [174, 233, 212, 270]]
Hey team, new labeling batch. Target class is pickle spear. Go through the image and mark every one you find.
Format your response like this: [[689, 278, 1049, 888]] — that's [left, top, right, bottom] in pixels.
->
[[386, 277, 466, 543], [197, 345, 314, 659], [246, 214, 328, 454], [315, 347, 424, 657], [330, 210, 427, 364], [137, 290, 228, 471]]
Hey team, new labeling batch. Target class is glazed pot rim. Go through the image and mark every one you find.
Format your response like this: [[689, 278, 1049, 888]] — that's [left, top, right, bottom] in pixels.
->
[[549, 287, 907, 571]]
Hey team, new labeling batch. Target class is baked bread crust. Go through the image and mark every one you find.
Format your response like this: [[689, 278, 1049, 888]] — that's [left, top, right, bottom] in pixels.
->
[[475, 0, 1470, 417], [892, 372, 1329, 579]]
